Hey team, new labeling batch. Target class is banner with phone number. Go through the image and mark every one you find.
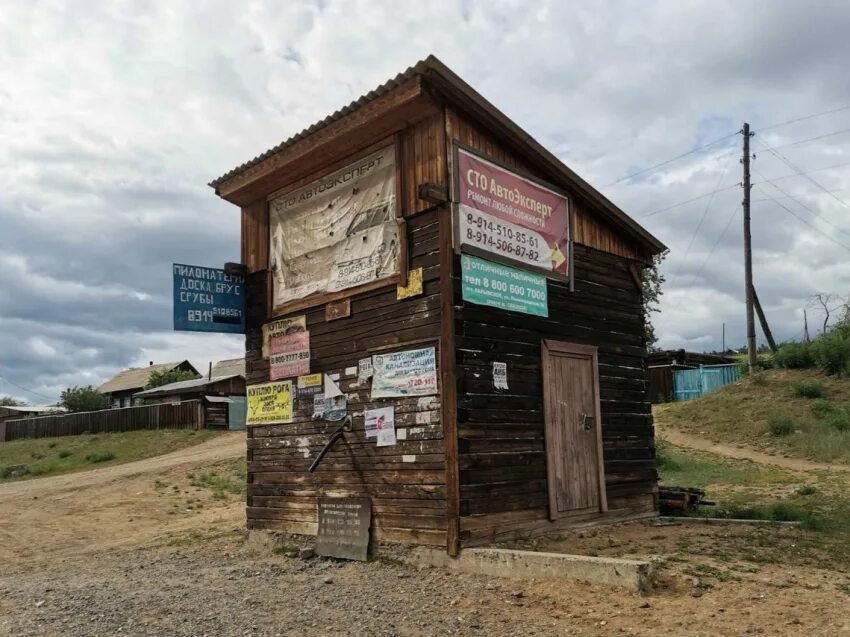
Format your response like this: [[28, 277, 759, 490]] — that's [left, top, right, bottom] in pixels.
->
[[456, 147, 569, 276]]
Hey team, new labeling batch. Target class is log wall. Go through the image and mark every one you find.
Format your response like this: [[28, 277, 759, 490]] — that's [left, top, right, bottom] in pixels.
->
[[244, 209, 448, 546], [453, 244, 657, 546]]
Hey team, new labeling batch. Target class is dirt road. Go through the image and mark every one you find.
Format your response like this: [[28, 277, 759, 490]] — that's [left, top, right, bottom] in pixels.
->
[[658, 425, 850, 473], [2, 430, 850, 636], [0, 432, 245, 569]]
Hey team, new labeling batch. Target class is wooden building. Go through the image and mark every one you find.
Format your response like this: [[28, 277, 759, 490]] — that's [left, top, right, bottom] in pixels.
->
[[647, 350, 737, 403], [98, 360, 199, 408], [134, 374, 247, 429], [210, 56, 666, 555]]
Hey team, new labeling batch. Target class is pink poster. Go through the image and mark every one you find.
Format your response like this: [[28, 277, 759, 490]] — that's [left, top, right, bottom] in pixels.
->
[[269, 330, 311, 380], [457, 148, 570, 275]]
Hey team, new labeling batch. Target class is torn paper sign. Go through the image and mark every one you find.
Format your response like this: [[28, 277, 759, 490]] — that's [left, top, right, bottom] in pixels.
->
[[364, 406, 393, 440], [323, 373, 343, 398], [358, 357, 373, 383], [493, 361, 508, 390]]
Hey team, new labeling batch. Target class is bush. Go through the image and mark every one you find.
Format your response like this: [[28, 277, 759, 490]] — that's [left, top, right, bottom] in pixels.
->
[[767, 413, 794, 436], [810, 331, 850, 376], [85, 451, 115, 463], [774, 341, 815, 369], [824, 410, 850, 432], [57, 450, 72, 459], [811, 399, 835, 419], [792, 380, 824, 398]]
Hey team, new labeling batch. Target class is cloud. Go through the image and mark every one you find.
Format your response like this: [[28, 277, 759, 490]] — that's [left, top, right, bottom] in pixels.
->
[[2, 1, 850, 401]]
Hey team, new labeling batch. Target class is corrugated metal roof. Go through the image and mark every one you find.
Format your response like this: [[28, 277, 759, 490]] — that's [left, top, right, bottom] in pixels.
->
[[210, 55, 666, 254], [134, 374, 243, 398], [98, 362, 189, 394], [204, 395, 234, 403], [209, 58, 429, 189]]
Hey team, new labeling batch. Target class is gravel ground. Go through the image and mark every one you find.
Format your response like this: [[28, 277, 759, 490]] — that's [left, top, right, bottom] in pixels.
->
[[1, 538, 615, 637]]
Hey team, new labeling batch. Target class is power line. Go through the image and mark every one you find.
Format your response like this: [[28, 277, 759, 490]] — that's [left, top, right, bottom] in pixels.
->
[[672, 152, 736, 279], [752, 167, 850, 240], [638, 182, 740, 218], [0, 374, 56, 403], [754, 184, 850, 253], [767, 126, 850, 151], [691, 203, 740, 281], [751, 159, 850, 189], [755, 138, 850, 210], [757, 104, 850, 133], [602, 131, 738, 188]]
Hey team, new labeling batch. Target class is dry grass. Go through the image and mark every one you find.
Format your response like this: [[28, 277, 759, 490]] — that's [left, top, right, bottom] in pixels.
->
[[655, 369, 850, 463]]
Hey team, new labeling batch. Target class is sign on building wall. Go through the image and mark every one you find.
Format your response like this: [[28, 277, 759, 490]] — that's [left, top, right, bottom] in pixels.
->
[[455, 147, 570, 277], [173, 264, 245, 333], [269, 330, 311, 380], [371, 347, 438, 399], [262, 316, 307, 358], [461, 255, 548, 317], [269, 145, 400, 308], [246, 380, 293, 425]]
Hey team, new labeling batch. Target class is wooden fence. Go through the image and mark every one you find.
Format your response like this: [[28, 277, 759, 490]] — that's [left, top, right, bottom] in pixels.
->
[[0, 400, 203, 442]]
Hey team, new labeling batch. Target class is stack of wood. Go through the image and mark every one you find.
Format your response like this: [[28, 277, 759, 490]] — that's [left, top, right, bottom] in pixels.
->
[[659, 486, 714, 514]]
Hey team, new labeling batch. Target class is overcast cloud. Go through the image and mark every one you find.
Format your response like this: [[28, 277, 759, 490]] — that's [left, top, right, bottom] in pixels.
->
[[2, 0, 850, 403]]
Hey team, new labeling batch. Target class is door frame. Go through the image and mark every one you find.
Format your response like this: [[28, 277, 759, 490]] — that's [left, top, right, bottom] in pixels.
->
[[541, 339, 608, 519]]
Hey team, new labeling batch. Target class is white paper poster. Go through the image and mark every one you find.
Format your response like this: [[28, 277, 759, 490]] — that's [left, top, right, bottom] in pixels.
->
[[364, 406, 394, 441], [323, 373, 343, 398], [358, 357, 374, 382], [269, 145, 400, 307], [371, 347, 438, 399], [493, 361, 508, 390]]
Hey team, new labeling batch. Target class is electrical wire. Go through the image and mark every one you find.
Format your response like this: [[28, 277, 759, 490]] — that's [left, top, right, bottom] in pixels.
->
[[752, 167, 850, 241], [751, 159, 850, 189], [0, 374, 56, 403], [691, 203, 740, 281], [757, 104, 850, 133], [602, 131, 739, 188], [672, 153, 736, 280], [638, 183, 740, 218], [767, 127, 850, 151], [755, 138, 850, 210], [754, 185, 850, 253]]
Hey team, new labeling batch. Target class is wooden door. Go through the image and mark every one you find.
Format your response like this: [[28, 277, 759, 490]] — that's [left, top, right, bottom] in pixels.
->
[[541, 340, 607, 519]]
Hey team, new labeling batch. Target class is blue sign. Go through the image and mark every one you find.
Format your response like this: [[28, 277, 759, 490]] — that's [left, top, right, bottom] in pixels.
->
[[173, 264, 245, 333]]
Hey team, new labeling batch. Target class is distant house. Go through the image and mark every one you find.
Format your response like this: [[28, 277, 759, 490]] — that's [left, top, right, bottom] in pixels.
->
[[134, 374, 247, 429], [98, 361, 199, 408], [210, 357, 245, 378], [0, 405, 65, 423], [647, 350, 737, 404]]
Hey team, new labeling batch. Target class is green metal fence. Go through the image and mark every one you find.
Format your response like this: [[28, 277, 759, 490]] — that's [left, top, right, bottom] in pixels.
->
[[672, 364, 741, 401]]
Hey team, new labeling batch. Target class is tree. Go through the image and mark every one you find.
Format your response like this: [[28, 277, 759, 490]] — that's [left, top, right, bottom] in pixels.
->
[[641, 251, 668, 352], [0, 395, 25, 406], [145, 368, 199, 390], [809, 293, 849, 334], [60, 386, 110, 412]]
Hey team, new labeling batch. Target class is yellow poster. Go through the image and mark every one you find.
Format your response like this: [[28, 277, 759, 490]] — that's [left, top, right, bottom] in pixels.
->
[[262, 315, 307, 358], [297, 373, 323, 389], [246, 380, 293, 425], [396, 267, 423, 300]]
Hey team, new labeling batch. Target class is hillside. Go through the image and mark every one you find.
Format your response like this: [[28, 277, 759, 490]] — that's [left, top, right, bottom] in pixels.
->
[[654, 368, 850, 464]]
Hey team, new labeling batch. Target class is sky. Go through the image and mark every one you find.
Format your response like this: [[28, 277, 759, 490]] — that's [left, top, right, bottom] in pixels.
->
[[2, 0, 850, 404]]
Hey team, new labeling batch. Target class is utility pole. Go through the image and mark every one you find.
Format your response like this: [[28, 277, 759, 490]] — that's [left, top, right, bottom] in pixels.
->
[[722, 322, 726, 352], [804, 309, 810, 342], [742, 123, 757, 371], [752, 287, 777, 352]]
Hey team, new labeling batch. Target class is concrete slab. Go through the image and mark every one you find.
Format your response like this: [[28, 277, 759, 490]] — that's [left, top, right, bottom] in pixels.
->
[[411, 547, 657, 593], [655, 516, 801, 527]]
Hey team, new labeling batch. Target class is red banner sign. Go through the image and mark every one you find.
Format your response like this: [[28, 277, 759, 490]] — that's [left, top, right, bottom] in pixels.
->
[[456, 148, 569, 275]]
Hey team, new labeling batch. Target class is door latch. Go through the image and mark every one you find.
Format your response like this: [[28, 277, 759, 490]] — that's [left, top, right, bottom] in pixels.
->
[[580, 413, 594, 431]]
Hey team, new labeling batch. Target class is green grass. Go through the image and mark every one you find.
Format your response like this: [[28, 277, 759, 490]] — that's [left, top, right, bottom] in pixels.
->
[[0, 429, 222, 483], [656, 438, 793, 488], [655, 369, 850, 463], [188, 458, 246, 499]]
